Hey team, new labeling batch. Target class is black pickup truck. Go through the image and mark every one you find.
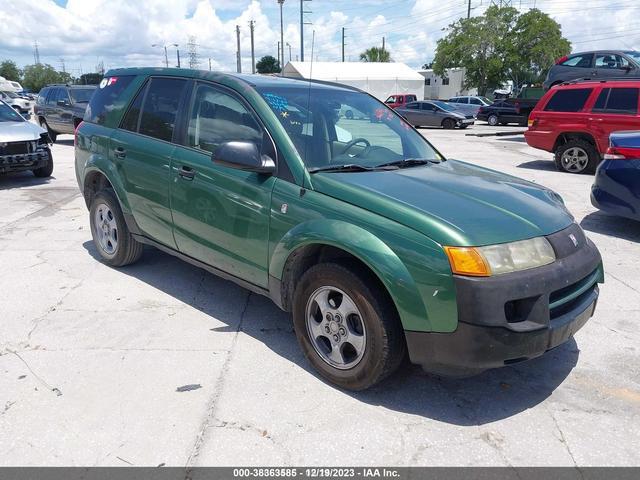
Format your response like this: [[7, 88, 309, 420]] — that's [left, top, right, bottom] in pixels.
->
[[505, 86, 544, 122]]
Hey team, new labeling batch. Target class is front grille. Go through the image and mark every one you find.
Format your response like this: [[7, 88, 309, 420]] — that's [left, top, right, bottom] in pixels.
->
[[549, 268, 599, 319], [1, 141, 33, 156]]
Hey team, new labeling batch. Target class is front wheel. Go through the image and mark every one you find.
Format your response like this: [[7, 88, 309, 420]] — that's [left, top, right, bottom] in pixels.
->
[[32, 148, 53, 177], [442, 118, 455, 129], [488, 114, 499, 126], [293, 263, 405, 391], [39, 118, 57, 143], [89, 189, 144, 267]]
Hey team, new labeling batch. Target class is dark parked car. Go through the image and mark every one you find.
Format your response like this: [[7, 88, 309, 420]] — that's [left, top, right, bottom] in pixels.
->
[[591, 131, 640, 220], [477, 100, 525, 126], [397, 100, 474, 129], [544, 50, 640, 90], [35, 84, 96, 142]]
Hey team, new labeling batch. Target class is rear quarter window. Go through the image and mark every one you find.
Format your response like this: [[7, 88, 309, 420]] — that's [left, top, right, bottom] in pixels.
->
[[593, 88, 639, 115], [84, 75, 136, 125], [543, 88, 593, 112]]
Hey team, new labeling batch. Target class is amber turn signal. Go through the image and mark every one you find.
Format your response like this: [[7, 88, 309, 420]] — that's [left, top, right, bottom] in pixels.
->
[[443, 246, 491, 277]]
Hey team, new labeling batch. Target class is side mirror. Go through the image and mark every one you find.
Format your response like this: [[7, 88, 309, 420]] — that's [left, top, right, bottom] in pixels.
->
[[213, 141, 275, 174]]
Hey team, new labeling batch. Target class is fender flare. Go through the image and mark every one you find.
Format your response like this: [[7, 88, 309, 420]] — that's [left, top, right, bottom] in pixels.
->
[[82, 156, 132, 214], [269, 219, 432, 332]]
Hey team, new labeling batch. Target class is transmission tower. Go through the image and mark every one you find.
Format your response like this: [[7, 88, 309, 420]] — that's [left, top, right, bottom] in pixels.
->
[[490, 0, 513, 6], [33, 41, 41, 64], [187, 36, 199, 69]]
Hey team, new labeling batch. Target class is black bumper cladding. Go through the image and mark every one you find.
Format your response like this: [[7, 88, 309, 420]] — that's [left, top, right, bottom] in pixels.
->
[[0, 151, 49, 174], [407, 223, 603, 375]]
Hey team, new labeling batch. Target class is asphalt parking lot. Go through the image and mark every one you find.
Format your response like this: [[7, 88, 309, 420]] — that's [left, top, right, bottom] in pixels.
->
[[1, 125, 639, 466]]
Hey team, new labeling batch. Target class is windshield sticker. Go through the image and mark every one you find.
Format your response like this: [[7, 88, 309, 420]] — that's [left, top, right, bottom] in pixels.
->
[[263, 93, 288, 112]]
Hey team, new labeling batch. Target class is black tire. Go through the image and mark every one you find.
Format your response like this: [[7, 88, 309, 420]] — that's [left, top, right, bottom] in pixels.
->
[[39, 118, 57, 143], [488, 114, 499, 126], [292, 262, 405, 391], [345, 110, 354, 119], [32, 148, 53, 177], [89, 189, 144, 267], [442, 118, 455, 129], [554, 139, 600, 174]]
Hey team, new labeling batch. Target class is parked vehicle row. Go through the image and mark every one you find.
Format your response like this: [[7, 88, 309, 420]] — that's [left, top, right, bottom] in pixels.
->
[[0, 90, 33, 114], [396, 100, 475, 129]]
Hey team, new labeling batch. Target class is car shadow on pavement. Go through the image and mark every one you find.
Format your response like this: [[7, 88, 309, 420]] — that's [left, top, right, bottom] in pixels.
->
[[54, 139, 74, 147], [516, 159, 557, 172], [82, 241, 579, 426], [581, 211, 640, 242], [0, 171, 53, 189]]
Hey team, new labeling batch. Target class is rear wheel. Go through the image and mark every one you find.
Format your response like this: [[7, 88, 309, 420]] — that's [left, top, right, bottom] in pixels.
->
[[442, 118, 455, 130], [89, 189, 144, 267], [488, 114, 499, 126], [554, 139, 599, 174], [32, 147, 53, 178], [292, 263, 405, 391]]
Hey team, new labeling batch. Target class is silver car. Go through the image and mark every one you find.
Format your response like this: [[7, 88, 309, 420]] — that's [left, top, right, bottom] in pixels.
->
[[396, 100, 475, 129], [0, 90, 33, 114], [0, 100, 53, 177]]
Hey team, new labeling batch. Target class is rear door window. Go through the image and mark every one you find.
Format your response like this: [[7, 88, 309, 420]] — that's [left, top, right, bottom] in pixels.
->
[[138, 77, 188, 142], [561, 54, 593, 68], [85, 75, 136, 125], [405, 103, 420, 110], [544, 88, 593, 112], [592, 88, 639, 115], [470, 98, 482, 105]]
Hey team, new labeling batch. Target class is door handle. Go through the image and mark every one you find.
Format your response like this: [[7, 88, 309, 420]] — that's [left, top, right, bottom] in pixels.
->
[[114, 147, 127, 159], [178, 166, 196, 180]]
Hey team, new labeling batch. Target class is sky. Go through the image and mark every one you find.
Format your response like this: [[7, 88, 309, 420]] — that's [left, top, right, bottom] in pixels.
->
[[1, 0, 639, 77]]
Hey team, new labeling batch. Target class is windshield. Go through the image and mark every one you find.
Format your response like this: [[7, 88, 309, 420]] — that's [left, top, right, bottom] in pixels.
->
[[3, 91, 18, 98], [478, 96, 493, 105], [433, 101, 456, 112], [257, 85, 441, 170], [624, 51, 640, 64], [0, 102, 24, 122], [70, 88, 95, 103]]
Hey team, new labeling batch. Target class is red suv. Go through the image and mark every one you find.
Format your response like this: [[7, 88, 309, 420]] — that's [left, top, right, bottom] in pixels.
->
[[384, 94, 418, 109], [524, 79, 640, 173]]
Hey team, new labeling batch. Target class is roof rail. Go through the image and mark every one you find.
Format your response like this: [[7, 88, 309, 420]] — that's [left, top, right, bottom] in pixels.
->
[[560, 77, 640, 86]]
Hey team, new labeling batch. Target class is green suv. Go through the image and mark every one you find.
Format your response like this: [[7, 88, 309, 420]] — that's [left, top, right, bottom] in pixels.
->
[[75, 68, 604, 390]]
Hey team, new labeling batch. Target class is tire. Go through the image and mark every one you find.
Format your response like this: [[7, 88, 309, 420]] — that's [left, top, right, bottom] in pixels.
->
[[292, 262, 405, 391], [39, 118, 57, 143], [554, 139, 600, 174], [488, 114, 499, 126], [345, 110, 354, 119], [32, 147, 53, 178], [442, 118, 455, 130], [89, 189, 144, 267]]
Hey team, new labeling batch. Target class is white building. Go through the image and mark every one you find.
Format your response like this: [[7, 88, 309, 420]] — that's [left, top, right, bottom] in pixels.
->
[[419, 68, 477, 100], [281, 61, 425, 102]]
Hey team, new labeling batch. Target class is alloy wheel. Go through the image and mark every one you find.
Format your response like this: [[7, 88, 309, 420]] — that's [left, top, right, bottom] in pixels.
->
[[93, 203, 118, 256], [305, 286, 367, 370], [560, 147, 589, 173]]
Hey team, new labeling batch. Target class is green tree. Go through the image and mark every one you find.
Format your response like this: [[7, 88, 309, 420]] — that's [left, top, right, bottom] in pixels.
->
[[78, 73, 103, 85], [0, 60, 21, 82], [256, 55, 281, 74], [359, 47, 391, 62], [507, 9, 571, 88], [433, 6, 518, 96], [22, 64, 62, 92]]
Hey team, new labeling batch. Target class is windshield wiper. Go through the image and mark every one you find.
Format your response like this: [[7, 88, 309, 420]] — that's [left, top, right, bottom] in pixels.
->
[[308, 164, 397, 174], [375, 158, 437, 169]]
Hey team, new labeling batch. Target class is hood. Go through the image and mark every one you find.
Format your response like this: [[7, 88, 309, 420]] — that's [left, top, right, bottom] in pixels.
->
[[0, 120, 46, 142], [311, 159, 573, 246]]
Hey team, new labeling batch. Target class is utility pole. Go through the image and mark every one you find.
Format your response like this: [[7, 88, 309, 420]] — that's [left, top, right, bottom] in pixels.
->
[[278, 0, 285, 72], [299, 0, 312, 61], [163, 46, 168, 68], [59, 58, 66, 74], [236, 25, 242, 73], [341, 27, 346, 62], [467, 0, 471, 18], [382, 37, 385, 52], [174, 44, 180, 68], [249, 20, 256, 73], [208, 58, 212, 71], [286, 42, 292, 62], [277, 41, 280, 67]]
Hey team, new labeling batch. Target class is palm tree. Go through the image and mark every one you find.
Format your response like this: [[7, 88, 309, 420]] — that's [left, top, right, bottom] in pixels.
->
[[359, 47, 391, 62]]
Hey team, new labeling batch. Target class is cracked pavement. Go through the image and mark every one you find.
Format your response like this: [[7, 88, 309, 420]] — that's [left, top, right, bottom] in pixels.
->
[[1, 128, 639, 466]]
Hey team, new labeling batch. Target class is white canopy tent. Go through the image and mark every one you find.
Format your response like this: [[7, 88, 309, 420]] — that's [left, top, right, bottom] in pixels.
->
[[281, 62, 424, 102]]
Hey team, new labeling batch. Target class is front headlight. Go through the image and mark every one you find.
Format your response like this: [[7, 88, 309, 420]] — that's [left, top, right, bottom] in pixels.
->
[[444, 237, 555, 277]]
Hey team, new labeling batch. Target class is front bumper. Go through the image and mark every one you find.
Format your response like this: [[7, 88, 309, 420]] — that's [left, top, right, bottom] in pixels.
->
[[407, 223, 603, 375], [591, 159, 640, 221], [0, 150, 49, 174]]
